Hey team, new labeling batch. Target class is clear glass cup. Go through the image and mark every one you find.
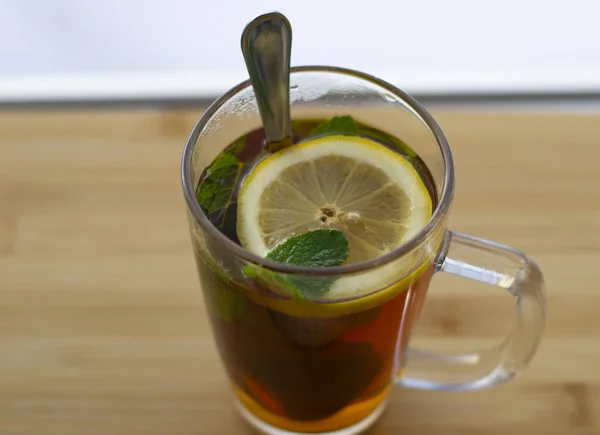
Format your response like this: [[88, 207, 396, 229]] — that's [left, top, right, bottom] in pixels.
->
[[181, 66, 546, 435]]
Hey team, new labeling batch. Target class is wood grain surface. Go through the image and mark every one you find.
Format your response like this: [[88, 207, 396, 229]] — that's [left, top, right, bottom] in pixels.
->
[[0, 108, 598, 435]]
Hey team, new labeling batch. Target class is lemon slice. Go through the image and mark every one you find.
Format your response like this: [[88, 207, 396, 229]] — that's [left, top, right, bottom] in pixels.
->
[[237, 135, 433, 299]]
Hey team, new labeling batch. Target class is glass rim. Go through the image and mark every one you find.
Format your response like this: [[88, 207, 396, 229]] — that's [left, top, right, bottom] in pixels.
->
[[181, 65, 455, 276]]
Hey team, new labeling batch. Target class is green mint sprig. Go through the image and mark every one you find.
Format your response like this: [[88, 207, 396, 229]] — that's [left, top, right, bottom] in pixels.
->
[[307, 115, 416, 157], [266, 229, 349, 266], [308, 115, 360, 138], [199, 255, 245, 322], [195, 152, 244, 241], [196, 152, 242, 215], [243, 229, 349, 299]]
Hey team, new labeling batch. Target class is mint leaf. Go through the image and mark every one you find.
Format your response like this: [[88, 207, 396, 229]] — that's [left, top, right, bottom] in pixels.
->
[[196, 152, 243, 227], [206, 281, 245, 322], [244, 230, 349, 299], [358, 125, 417, 157], [308, 115, 360, 138], [242, 264, 303, 298], [285, 275, 337, 299], [308, 115, 417, 158], [230, 136, 248, 156], [267, 229, 349, 267], [200, 257, 245, 322]]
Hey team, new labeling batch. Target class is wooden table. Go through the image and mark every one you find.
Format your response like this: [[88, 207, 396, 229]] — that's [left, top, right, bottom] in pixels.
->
[[0, 108, 598, 435]]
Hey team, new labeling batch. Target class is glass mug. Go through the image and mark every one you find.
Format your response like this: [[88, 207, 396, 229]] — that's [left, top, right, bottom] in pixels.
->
[[181, 67, 546, 435]]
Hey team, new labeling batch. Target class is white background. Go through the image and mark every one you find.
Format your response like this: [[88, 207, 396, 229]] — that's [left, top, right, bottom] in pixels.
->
[[1, 0, 599, 102]]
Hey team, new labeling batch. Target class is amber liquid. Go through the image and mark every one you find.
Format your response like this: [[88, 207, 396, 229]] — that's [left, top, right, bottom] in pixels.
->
[[193, 119, 437, 432], [198, 261, 433, 432]]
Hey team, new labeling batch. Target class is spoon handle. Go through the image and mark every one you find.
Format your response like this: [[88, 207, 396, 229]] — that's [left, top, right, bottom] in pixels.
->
[[241, 12, 293, 146]]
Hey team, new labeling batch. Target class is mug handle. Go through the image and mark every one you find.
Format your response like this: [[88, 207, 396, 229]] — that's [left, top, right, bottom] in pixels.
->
[[398, 231, 546, 391]]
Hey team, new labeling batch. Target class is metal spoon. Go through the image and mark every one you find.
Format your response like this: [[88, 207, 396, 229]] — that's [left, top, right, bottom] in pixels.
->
[[241, 12, 293, 152]]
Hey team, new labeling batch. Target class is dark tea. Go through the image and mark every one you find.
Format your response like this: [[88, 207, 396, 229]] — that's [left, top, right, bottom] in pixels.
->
[[192, 117, 437, 433]]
